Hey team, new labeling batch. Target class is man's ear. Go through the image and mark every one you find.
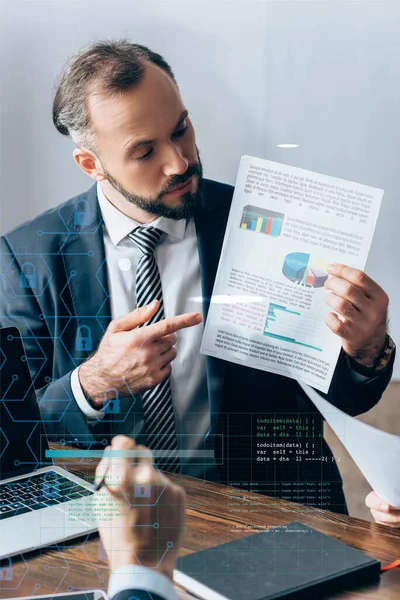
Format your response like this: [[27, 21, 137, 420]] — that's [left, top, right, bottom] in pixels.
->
[[73, 147, 106, 181]]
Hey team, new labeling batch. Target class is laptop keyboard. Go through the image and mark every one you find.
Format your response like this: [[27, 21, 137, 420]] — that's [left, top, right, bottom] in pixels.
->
[[0, 471, 93, 520]]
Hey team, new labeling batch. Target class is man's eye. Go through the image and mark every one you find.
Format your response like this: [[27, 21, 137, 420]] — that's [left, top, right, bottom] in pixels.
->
[[135, 125, 188, 162], [136, 149, 153, 162], [172, 125, 188, 138]]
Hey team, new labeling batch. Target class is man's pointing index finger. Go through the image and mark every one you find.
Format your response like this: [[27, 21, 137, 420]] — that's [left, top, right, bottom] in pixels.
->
[[137, 312, 203, 344]]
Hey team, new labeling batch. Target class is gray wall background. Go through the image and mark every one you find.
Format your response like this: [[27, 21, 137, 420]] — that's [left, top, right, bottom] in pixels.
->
[[1, 0, 399, 377]]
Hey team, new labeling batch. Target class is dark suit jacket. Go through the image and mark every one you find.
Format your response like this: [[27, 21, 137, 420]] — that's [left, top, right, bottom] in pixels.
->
[[0, 179, 394, 512]]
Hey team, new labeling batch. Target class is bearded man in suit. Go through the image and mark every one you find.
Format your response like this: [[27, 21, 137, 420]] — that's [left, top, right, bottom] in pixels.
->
[[0, 40, 395, 515]]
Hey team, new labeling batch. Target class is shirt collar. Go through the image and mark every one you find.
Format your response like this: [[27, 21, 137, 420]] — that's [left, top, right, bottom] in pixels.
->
[[96, 182, 187, 246]]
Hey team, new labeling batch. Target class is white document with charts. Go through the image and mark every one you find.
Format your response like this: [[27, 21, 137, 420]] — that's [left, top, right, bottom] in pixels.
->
[[200, 155, 384, 393]]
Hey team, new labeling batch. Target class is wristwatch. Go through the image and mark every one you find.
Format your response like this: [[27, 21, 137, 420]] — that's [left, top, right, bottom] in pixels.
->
[[371, 333, 395, 371], [346, 333, 395, 375]]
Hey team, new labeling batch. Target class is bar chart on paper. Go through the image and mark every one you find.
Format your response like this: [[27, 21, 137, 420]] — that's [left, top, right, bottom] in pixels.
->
[[264, 303, 329, 352], [240, 205, 285, 236]]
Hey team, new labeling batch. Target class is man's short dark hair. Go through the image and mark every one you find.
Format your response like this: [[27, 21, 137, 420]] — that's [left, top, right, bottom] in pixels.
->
[[52, 38, 178, 153]]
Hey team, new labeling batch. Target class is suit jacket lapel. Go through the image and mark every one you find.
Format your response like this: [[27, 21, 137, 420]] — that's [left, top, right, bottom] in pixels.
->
[[194, 179, 233, 319], [60, 184, 111, 359], [194, 179, 233, 428]]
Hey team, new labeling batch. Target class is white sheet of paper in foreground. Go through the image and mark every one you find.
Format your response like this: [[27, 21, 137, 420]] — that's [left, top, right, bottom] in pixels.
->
[[299, 382, 400, 509], [201, 156, 384, 393]]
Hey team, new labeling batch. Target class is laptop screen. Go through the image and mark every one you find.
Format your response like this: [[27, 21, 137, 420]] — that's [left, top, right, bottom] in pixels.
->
[[0, 326, 50, 480]]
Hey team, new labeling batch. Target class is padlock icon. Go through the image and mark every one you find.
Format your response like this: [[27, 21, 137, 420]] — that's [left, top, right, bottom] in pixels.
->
[[0, 557, 13, 581], [134, 482, 151, 498], [75, 325, 93, 352], [73, 199, 91, 228], [19, 262, 37, 289], [103, 388, 120, 414], [42, 471, 59, 499]]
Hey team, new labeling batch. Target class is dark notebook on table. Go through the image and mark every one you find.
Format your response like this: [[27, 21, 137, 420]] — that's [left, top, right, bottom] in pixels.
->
[[175, 521, 380, 599]]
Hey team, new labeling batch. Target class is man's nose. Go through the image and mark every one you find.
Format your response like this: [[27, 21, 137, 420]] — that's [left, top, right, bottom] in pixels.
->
[[161, 142, 189, 177]]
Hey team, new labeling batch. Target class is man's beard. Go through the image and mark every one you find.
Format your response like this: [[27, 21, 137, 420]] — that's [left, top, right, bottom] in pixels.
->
[[100, 146, 205, 220]]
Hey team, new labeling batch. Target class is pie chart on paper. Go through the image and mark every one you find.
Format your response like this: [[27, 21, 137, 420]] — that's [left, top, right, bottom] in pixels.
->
[[282, 252, 328, 288]]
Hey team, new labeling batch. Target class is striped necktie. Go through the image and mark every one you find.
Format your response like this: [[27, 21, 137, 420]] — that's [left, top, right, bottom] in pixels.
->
[[128, 226, 180, 473]]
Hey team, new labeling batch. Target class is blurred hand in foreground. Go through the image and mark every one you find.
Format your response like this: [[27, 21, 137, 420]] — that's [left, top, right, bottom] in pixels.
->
[[94, 434, 186, 580]]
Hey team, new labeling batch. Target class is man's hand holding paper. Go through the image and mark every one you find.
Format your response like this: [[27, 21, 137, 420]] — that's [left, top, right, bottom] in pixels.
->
[[201, 155, 395, 393], [324, 263, 389, 368]]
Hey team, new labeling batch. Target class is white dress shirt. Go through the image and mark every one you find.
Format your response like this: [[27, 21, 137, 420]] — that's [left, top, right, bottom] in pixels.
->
[[108, 565, 178, 600], [71, 182, 211, 475]]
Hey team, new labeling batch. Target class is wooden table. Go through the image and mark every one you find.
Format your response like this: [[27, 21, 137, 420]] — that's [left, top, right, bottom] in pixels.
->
[[1, 454, 399, 599]]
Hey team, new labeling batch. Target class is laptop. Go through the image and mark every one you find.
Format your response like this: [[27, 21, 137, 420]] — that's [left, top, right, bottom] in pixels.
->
[[0, 327, 97, 559]]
